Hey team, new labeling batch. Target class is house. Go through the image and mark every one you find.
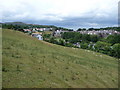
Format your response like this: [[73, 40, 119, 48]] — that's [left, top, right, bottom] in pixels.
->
[[36, 35, 43, 40], [78, 30, 120, 37], [52, 30, 70, 37], [73, 42, 80, 48], [32, 33, 43, 40], [23, 29, 32, 32]]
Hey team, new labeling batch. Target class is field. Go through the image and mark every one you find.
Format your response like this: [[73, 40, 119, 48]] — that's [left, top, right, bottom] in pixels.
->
[[2, 29, 118, 88]]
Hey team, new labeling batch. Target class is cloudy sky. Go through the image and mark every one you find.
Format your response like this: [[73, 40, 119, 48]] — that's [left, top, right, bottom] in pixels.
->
[[1, 0, 119, 29]]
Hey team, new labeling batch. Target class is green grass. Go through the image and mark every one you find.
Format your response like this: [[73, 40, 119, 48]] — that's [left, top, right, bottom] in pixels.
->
[[2, 29, 118, 88], [43, 31, 53, 34], [0, 28, 2, 89]]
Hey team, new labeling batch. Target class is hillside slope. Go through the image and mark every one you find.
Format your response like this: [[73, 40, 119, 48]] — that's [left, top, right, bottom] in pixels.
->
[[2, 29, 118, 88]]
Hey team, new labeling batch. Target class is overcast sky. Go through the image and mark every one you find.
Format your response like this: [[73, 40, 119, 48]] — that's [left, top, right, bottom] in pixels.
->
[[1, 0, 119, 30]]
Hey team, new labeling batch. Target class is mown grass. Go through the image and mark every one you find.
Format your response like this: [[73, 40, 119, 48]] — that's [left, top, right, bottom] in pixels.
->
[[2, 29, 118, 88]]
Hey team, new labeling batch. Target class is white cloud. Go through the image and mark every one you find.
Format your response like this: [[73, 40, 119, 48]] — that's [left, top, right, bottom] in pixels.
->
[[1, 0, 119, 28]]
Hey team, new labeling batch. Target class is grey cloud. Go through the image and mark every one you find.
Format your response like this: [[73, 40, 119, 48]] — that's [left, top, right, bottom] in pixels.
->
[[2, 10, 118, 30]]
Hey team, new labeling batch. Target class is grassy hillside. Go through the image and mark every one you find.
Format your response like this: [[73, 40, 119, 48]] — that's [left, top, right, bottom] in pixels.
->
[[2, 29, 118, 88], [0, 28, 2, 89]]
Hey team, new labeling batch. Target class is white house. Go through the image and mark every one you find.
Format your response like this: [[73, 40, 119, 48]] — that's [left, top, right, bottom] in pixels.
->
[[32, 34, 43, 40], [36, 35, 43, 40]]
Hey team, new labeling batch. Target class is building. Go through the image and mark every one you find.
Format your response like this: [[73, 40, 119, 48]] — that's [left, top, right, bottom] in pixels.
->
[[53, 30, 69, 37], [78, 30, 120, 37], [36, 35, 43, 40], [32, 33, 43, 40]]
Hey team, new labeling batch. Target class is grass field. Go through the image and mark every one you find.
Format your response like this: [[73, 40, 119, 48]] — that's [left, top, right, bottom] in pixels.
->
[[2, 29, 118, 88], [0, 28, 2, 89]]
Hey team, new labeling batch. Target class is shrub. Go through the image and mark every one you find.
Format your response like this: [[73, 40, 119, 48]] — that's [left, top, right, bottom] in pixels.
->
[[80, 43, 88, 49]]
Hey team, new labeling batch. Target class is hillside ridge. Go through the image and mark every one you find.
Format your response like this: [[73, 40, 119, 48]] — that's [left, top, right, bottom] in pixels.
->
[[2, 29, 118, 88]]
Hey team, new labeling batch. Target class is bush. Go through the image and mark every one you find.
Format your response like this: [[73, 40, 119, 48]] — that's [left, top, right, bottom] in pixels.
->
[[94, 41, 111, 54], [58, 39, 65, 46], [80, 43, 88, 49], [106, 34, 120, 45], [49, 37, 58, 44], [65, 43, 73, 47], [112, 43, 120, 58]]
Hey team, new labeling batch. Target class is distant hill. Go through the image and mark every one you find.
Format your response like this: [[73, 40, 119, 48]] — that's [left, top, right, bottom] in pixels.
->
[[2, 22, 120, 31], [2, 22, 71, 31], [2, 29, 118, 88], [2, 22, 57, 28], [4, 22, 27, 25]]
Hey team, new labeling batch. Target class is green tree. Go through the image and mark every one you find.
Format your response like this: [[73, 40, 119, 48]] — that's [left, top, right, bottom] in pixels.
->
[[106, 35, 120, 45], [95, 41, 111, 54], [80, 43, 88, 49], [49, 37, 58, 44], [77, 28, 82, 31], [112, 43, 120, 58], [82, 34, 91, 42], [65, 43, 73, 47], [90, 35, 99, 42], [58, 39, 64, 46]]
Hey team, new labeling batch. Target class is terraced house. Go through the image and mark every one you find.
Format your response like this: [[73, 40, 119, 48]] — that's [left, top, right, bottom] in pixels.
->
[[78, 30, 120, 37]]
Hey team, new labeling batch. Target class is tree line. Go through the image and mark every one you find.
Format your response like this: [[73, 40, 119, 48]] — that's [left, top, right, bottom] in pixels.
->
[[77, 27, 120, 31], [43, 32, 120, 59]]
